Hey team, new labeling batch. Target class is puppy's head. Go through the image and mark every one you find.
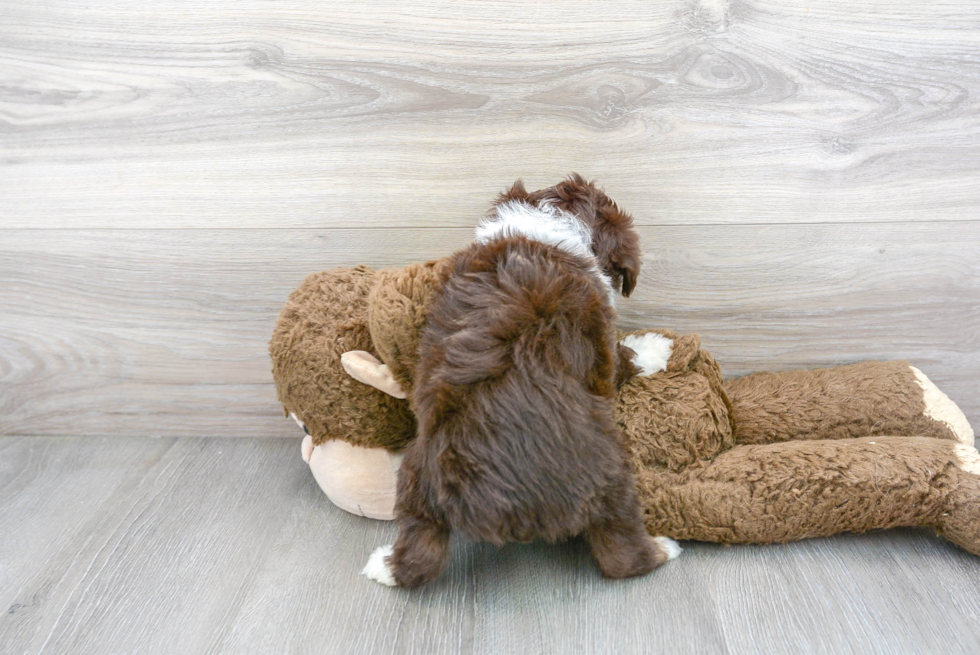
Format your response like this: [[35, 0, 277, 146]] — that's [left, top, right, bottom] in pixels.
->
[[492, 174, 641, 296]]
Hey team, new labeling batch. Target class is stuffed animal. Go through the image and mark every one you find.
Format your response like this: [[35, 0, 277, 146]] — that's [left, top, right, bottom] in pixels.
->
[[270, 262, 978, 556]]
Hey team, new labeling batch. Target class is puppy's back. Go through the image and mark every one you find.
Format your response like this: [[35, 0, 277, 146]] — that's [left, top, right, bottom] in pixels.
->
[[413, 236, 627, 544]]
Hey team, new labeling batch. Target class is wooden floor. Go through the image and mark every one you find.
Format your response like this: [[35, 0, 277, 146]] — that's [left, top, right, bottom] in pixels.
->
[[3, 1, 980, 653], [2, 436, 979, 655]]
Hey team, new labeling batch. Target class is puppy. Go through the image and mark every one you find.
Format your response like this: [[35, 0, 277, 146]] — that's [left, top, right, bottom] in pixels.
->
[[363, 175, 680, 587]]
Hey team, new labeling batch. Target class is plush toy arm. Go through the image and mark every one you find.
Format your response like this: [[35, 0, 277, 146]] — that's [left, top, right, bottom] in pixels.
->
[[726, 360, 973, 446], [341, 351, 408, 399], [635, 436, 980, 556]]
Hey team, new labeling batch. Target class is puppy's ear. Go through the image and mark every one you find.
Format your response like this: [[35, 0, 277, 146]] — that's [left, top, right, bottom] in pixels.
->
[[494, 179, 530, 205], [526, 174, 642, 296], [595, 203, 641, 297], [612, 252, 639, 297]]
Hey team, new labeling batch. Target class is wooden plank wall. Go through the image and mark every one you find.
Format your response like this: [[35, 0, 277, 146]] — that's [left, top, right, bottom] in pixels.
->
[[2, 0, 978, 437]]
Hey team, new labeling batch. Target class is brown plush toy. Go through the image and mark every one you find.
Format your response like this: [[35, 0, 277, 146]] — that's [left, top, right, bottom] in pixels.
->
[[270, 262, 978, 557]]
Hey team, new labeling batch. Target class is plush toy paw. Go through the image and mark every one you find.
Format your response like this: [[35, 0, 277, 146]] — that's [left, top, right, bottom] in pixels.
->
[[620, 332, 673, 376], [361, 545, 397, 586], [937, 444, 980, 556], [912, 366, 974, 445]]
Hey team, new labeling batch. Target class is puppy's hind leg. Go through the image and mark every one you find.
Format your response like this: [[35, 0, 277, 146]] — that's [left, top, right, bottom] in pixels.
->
[[362, 515, 450, 588], [386, 514, 451, 588], [585, 469, 681, 578], [362, 447, 451, 588]]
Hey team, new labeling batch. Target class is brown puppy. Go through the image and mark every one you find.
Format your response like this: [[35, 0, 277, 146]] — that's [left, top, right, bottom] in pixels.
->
[[363, 176, 681, 587]]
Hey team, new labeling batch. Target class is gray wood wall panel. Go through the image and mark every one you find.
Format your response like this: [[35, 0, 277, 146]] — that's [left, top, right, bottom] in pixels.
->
[[2, 0, 980, 228], [1, 1, 978, 435], [2, 223, 977, 438]]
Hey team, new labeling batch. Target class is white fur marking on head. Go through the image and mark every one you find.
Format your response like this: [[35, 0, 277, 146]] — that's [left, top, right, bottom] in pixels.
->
[[620, 333, 673, 376], [652, 536, 683, 560], [911, 366, 974, 445], [361, 545, 397, 586], [477, 200, 594, 259], [476, 200, 616, 304]]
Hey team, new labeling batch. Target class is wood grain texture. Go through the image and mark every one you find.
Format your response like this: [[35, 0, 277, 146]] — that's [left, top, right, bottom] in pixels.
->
[[471, 539, 728, 654], [3, 3, 978, 651], [2, 223, 976, 438], [3, 436, 980, 654], [3, 0, 980, 227], [0, 437, 474, 654], [699, 530, 980, 655]]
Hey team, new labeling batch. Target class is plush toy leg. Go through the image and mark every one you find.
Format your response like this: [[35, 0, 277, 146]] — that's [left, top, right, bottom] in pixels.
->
[[301, 434, 404, 520], [634, 436, 980, 556], [726, 360, 973, 446]]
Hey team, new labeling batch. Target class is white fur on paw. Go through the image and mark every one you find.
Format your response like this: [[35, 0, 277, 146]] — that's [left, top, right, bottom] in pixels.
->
[[652, 536, 683, 561], [621, 333, 673, 376], [361, 545, 397, 586]]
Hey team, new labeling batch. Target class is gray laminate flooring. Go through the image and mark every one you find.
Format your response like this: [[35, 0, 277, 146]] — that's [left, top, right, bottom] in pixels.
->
[[3, 436, 979, 655]]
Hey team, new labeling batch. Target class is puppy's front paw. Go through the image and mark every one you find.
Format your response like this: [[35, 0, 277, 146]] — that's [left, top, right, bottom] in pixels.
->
[[361, 545, 397, 586], [620, 333, 673, 376], [651, 536, 683, 561]]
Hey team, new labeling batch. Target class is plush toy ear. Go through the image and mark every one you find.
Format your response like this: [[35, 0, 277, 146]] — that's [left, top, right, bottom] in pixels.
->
[[340, 351, 408, 399]]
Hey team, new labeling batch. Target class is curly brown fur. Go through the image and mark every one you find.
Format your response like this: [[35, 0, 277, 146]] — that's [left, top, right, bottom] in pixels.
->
[[726, 360, 960, 444], [494, 174, 642, 296], [385, 227, 660, 587], [269, 266, 416, 449]]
